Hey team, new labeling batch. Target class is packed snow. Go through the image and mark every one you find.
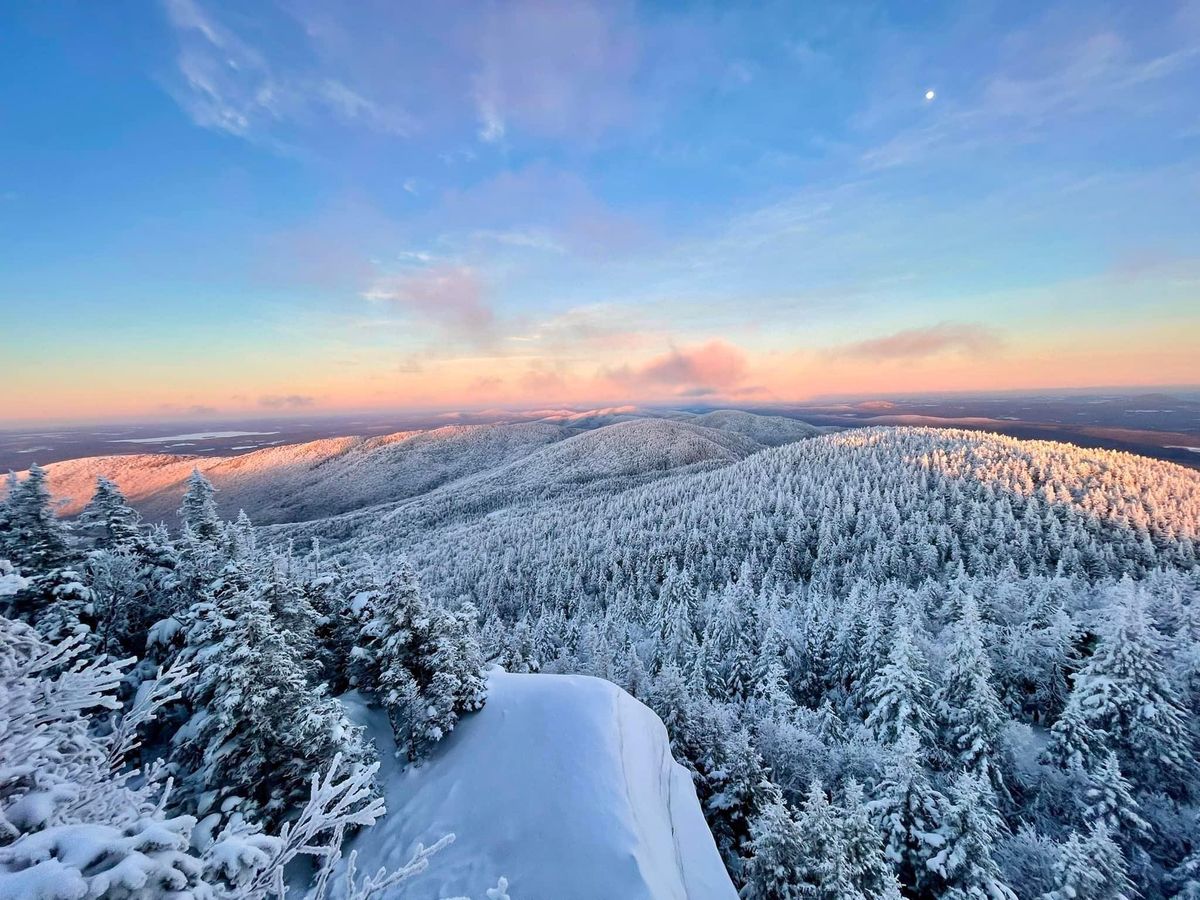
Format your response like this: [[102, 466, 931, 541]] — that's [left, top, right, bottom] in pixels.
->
[[338, 671, 738, 900]]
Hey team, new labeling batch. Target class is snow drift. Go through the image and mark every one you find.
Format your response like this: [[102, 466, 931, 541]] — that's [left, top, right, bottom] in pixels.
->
[[340, 671, 737, 900]]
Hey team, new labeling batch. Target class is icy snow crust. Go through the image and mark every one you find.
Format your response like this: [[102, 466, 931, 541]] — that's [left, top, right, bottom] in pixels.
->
[[340, 671, 737, 900]]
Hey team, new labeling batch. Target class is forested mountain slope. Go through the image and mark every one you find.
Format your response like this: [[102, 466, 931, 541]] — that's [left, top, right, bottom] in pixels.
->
[[34, 413, 824, 527], [688, 409, 826, 446], [343, 426, 1200, 586], [307, 426, 1200, 899], [8, 425, 1200, 898], [269, 417, 789, 544], [34, 423, 570, 523]]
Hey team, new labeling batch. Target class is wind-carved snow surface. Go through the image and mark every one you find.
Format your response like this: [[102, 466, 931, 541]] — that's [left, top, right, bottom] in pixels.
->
[[339, 671, 737, 900]]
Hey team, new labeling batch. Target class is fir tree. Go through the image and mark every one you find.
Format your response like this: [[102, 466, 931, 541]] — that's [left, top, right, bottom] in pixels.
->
[[929, 773, 1017, 900], [702, 581, 758, 701], [352, 562, 485, 760], [866, 615, 936, 747], [839, 778, 893, 897], [178, 468, 221, 541], [740, 791, 806, 900], [1064, 588, 1193, 795], [655, 567, 699, 673], [868, 727, 947, 894], [1042, 824, 1136, 900], [795, 780, 848, 895], [172, 591, 374, 828], [937, 596, 1009, 799], [1081, 751, 1151, 848], [0, 464, 70, 573], [1044, 695, 1108, 773], [78, 476, 143, 550]]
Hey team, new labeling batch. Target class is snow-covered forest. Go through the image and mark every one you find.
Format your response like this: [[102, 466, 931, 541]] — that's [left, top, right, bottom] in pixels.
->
[[0, 466, 488, 897], [4, 420, 1200, 898]]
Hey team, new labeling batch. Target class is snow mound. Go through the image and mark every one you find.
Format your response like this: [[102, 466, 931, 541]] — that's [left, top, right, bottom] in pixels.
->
[[340, 671, 736, 900]]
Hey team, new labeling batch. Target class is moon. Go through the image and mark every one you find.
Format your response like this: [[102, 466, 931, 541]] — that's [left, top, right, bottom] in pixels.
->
[[925, 89, 936, 101]]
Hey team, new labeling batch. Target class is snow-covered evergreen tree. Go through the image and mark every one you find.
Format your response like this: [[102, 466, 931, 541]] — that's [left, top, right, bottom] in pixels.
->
[[937, 596, 1009, 799], [172, 590, 374, 829], [928, 773, 1017, 900], [78, 476, 143, 551], [1062, 585, 1193, 795], [839, 778, 893, 897], [1041, 824, 1135, 900], [179, 469, 221, 542], [0, 464, 70, 573], [866, 614, 936, 748], [868, 727, 947, 893], [740, 791, 806, 900], [0, 613, 428, 899], [351, 562, 485, 760], [1080, 751, 1151, 848]]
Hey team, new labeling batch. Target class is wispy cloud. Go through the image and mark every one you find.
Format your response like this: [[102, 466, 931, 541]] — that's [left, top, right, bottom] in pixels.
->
[[859, 8, 1200, 170], [259, 394, 315, 409], [363, 265, 495, 343], [604, 341, 748, 396], [469, 0, 641, 143], [160, 0, 414, 140], [832, 323, 1003, 360]]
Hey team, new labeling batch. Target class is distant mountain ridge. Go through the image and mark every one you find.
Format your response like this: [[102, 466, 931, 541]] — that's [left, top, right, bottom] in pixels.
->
[[31, 410, 827, 525]]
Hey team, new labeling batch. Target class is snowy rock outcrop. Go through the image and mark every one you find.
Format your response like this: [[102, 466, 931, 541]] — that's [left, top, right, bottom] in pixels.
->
[[340, 671, 737, 900]]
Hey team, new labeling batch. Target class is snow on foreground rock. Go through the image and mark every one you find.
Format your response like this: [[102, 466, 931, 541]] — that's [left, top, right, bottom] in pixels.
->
[[338, 671, 737, 900]]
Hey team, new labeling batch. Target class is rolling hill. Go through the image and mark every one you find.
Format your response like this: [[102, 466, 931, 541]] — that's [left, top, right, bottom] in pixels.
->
[[32, 413, 825, 528]]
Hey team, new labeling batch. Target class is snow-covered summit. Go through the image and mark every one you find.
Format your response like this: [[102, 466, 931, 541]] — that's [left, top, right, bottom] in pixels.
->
[[339, 670, 737, 900], [689, 409, 826, 446]]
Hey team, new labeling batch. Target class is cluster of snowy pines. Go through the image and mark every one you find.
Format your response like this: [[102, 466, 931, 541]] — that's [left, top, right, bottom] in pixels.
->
[[397, 428, 1200, 900], [0, 466, 488, 899]]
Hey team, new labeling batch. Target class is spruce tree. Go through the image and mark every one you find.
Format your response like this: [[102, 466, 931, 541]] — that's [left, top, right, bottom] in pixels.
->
[[178, 468, 221, 541], [172, 591, 373, 828], [795, 781, 846, 894], [1081, 751, 1151, 848], [1044, 695, 1107, 773], [0, 466, 93, 644], [702, 581, 757, 701], [1064, 589, 1193, 795], [865, 615, 935, 747], [0, 464, 70, 572], [937, 596, 1009, 799], [740, 791, 807, 900], [352, 562, 485, 760], [929, 773, 1017, 900], [78, 476, 143, 550], [839, 778, 893, 897], [1042, 824, 1136, 900], [868, 727, 947, 894], [655, 568, 699, 673]]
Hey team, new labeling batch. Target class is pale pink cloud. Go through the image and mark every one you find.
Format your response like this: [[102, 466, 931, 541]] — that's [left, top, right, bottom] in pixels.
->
[[834, 322, 1003, 360], [363, 266, 495, 342], [604, 341, 749, 395], [259, 394, 316, 409], [521, 362, 569, 395]]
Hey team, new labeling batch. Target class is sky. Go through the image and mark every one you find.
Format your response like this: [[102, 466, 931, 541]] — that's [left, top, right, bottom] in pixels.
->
[[2, 0, 1199, 424]]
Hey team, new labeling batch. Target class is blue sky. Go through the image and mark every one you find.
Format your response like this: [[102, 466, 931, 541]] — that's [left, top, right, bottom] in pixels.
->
[[2, 0, 1198, 422]]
